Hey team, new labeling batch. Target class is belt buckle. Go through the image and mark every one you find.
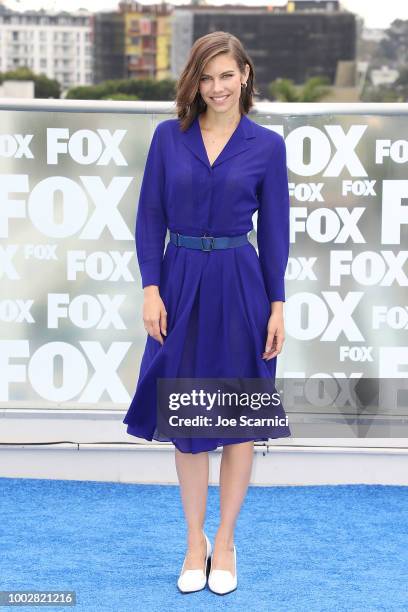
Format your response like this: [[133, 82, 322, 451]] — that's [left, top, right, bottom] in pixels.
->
[[201, 235, 214, 251], [176, 232, 180, 247]]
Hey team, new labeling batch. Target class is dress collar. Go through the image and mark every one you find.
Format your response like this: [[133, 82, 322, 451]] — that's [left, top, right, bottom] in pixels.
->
[[181, 112, 256, 169]]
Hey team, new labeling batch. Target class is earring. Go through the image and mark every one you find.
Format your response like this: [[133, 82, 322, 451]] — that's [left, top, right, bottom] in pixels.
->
[[241, 82, 247, 88]]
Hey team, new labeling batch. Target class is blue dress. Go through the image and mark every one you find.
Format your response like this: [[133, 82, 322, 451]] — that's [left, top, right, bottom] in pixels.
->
[[122, 112, 292, 453]]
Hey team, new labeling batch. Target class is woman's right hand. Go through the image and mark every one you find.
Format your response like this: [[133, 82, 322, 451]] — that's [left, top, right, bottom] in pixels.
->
[[142, 285, 167, 345]]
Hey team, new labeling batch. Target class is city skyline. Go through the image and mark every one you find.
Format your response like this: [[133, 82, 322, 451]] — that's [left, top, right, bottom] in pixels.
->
[[2, 0, 408, 30]]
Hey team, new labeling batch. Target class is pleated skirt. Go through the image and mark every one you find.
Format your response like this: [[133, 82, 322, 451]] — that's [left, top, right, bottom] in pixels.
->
[[123, 240, 291, 453]]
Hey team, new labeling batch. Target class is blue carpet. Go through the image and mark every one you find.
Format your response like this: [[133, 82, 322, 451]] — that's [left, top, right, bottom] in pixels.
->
[[0, 478, 407, 611]]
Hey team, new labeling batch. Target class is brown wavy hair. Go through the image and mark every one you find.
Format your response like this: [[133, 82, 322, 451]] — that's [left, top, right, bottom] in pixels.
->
[[175, 31, 259, 132]]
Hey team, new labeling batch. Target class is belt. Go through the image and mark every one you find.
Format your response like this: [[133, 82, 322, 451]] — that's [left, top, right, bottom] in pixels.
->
[[169, 231, 249, 252]]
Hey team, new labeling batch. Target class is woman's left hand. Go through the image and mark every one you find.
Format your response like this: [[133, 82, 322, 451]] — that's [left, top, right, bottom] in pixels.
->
[[262, 311, 285, 360]]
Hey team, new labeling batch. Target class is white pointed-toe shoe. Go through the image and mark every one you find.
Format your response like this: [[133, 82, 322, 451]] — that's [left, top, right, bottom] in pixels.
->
[[208, 544, 237, 595], [177, 532, 212, 593]]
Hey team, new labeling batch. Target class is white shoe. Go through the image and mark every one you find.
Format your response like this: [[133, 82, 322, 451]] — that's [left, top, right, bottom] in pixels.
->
[[208, 544, 237, 595], [177, 532, 212, 593]]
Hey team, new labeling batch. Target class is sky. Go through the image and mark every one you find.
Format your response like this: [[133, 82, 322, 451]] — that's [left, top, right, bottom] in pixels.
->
[[3, 0, 408, 29]]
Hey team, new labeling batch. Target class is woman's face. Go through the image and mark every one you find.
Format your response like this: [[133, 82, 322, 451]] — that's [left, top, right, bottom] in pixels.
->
[[198, 53, 249, 115]]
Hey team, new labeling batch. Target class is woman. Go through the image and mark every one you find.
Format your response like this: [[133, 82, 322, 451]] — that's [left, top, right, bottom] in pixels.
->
[[123, 31, 291, 595]]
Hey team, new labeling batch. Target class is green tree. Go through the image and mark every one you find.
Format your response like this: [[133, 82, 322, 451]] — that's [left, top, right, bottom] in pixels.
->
[[361, 84, 402, 102], [376, 19, 408, 67], [268, 76, 331, 102], [0, 66, 60, 98], [100, 92, 139, 101], [66, 77, 176, 100]]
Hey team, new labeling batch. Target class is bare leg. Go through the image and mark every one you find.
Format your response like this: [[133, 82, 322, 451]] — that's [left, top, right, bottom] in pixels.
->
[[175, 447, 209, 571], [211, 441, 254, 572]]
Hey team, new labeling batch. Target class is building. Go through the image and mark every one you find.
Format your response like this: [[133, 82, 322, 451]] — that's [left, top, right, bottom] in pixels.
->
[[0, 4, 93, 91], [93, 1, 172, 84], [171, 3, 357, 96], [287, 0, 340, 12], [92, 11, 125, 83], [370, 65, 399, 87]]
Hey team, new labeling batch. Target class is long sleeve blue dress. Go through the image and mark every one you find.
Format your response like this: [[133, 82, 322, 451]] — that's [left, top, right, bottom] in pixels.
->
[[122, 111, 292, 453]]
